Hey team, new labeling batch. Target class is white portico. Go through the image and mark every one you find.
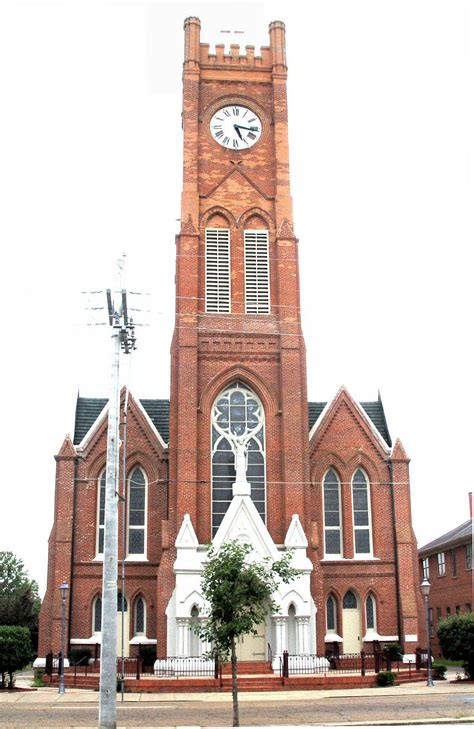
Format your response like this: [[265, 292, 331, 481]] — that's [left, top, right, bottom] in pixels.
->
[[164, 436, 316, 666]]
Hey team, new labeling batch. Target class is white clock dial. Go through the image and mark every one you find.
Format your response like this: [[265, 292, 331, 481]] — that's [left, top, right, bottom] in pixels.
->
[[210, 105, 262, 150]]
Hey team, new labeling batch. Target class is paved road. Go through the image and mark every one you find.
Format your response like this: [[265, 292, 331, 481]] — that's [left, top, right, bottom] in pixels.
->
[[1, 688, 473, 728]]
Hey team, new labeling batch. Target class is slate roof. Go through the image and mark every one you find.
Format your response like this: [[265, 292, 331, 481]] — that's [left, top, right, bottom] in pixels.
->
[[419, 519, 473, 555], [74, 396, 390, 448], [308, 400, 392, 447], [73, 397, 170, 445]]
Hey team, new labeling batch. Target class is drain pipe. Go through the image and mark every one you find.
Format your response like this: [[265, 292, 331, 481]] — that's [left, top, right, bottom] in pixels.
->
[[388, 459, 404, 651]]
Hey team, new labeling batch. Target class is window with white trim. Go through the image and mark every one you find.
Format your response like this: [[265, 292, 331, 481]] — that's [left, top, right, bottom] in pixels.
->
[[352, 468, 372, 555], [244, 230, 270, 313], [437, 551, 446, 576], [422, 557, 430, 580], [93, 595, 102, 633], [366, 593, 376, 630], [127, 467, 147, 558], [211, 381, 265, 536], [326, 594, 337, 632], [205, 228, 231, 312], [323, 469, 342, 557], [134, 597, 146, 635], [96, 470, 106, 555]]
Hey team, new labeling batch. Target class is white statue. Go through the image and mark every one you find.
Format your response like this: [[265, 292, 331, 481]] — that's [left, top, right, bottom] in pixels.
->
[[234, 436, 248, 483]]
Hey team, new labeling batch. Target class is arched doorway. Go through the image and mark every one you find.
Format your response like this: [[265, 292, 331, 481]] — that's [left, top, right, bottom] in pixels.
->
[[342, 590, 361, 654]]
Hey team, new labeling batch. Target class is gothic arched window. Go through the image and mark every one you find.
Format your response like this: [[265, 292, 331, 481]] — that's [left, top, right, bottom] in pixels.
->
[[93, 596, 102, 633], [366, 593, 376, 631], [127, 467, 147, 558], [134, 597, 146, 635], [326, 594, 337, 632], [323, 469, 342, 557], [96, 470, 106, 555], [343, 590, 358, 609], [211, 381, 265, 536], [352, 468, 372, 555]]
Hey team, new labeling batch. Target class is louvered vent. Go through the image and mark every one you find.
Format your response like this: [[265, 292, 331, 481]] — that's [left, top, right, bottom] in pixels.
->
[[244, 230, 270, 314], [205, 228, 231, 313]]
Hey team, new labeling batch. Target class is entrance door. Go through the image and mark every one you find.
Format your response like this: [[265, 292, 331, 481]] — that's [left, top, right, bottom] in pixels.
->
[[235, 622, 266, 661], [342, 590, 361, 654]]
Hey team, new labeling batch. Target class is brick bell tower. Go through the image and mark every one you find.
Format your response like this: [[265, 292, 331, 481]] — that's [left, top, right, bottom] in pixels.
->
[[171, 17, 309, 538], [157, 18, 311, 655]]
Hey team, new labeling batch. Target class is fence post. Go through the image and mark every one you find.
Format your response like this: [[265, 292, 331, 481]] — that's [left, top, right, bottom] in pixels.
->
[[45, 652, 53, 677], [136, 657, 141, 680], [374, 651, 380, 674], [415, 647, 421, 671], [283, 650, 289, 679], [58, 651, 63, 677], [360, 650, 366, 677], [214, 653, 219, 680], [408, 660, 411, 679]]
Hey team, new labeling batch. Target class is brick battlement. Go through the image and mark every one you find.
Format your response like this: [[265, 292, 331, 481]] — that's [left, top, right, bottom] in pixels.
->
[[200, 44, 272, 68]]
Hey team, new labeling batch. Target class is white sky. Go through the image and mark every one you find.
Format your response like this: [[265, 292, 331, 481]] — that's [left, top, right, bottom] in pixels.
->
[[1, 0, 472, 596]]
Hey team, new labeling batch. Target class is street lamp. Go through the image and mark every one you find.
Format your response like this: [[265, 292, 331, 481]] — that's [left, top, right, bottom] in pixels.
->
[[58, 582, 69, 695], [420, 578, 434, 687]]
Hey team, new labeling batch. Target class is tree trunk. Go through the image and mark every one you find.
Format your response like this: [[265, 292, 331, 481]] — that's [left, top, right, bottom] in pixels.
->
[[231, 637, 239, 727]]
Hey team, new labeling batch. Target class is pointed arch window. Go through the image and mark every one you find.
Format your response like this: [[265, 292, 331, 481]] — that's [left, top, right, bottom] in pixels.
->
[[211, 381, 266, 536], [134, 597, 146, 635], [93, 595, 102, 633], [323, 469, 342, 557], [205, 228, 231, 313], [343, 590, 358, 609], [96, 470, 106, 555], [326, 594, 337, 633], [366, 593, 376, 631], [127, 467, 147, 558], [352, 468, 372, 556]]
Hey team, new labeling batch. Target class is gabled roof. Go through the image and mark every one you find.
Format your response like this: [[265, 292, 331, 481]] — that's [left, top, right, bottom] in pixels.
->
[[73, 397, 170, 445], [74, 396, 390, 449], [419, 519, 473, 555], [308, 399, 392, 447]]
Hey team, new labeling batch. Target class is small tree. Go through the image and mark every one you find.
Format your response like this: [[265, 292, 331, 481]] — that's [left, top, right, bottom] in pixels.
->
[[0, 552, 41, 652], [199, 540, 297, 726], [437, 612, 474, 678], [0, 626, 32, 688]]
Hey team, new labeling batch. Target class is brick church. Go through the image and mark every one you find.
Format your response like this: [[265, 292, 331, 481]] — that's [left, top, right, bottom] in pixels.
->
[[38, 18, 423, 665]]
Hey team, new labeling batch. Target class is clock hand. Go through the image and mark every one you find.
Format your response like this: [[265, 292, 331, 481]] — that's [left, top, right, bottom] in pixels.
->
[[234, 124, 259, 132], [233, 124, 243, 140]]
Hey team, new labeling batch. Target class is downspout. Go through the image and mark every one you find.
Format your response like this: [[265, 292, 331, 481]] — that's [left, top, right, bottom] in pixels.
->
[[67, 454, 79, 652], [388, 459, 404, 650]]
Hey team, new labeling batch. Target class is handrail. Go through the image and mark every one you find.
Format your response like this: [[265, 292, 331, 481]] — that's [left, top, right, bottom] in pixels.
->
[[267, 642, 273, 664], [72, 654, 90, 684]]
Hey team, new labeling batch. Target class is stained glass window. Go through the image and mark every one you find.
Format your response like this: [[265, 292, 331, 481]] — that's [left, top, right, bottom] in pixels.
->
[[97, 471, 106, 555], [352, 469, 372, 555], [211, 382, 265, 536], [323, 470, 342, 556], [128, 467, 147, 557]]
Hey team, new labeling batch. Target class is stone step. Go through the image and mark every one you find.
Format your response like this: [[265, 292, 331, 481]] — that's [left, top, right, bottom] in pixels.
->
[[220, 661, 273, 675]]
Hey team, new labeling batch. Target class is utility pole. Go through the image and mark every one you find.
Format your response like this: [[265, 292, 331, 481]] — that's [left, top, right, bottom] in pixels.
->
[[98, 258, 136, 729]]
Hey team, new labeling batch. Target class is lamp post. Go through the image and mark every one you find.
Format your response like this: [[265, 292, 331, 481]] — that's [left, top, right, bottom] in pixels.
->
[[420, 578, 434, 687], [58, 582, 69, 695]]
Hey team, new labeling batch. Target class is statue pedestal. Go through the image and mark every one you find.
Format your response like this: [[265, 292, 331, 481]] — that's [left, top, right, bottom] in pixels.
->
[[232, 479, 251, 497]]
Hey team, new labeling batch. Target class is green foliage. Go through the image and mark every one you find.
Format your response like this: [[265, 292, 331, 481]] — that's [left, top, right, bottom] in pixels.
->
[[199, 540, 297, 726], [138, 645, 157, 666], [438, 612, 474, 678], [376, 670, 395, 687], [68, 648, 91, 666], [432, 661, 447, 679], [383, 642, 403, 661], [199, 541, 297, 657], [0, 626, 32, 688], [32, 668, 45, 687], [0, 552, 41, 652]]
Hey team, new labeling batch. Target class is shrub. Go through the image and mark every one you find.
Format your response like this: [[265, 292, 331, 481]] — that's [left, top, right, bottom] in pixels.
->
[[68, 648, 91, 666], [32, 667, 45, 687], [0, 626, 32, 688], [438, 613, 474, 678], [138, 645, 156, 667], [432, 661, 447, 680], [383, 643, 403, 661], [376, 671, 395, 687]]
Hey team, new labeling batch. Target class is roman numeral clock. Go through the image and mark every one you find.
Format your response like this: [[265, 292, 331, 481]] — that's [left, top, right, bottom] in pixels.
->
[[209, 105, 263, 150]]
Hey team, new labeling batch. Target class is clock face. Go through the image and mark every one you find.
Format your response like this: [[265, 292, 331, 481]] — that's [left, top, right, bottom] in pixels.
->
[[209, 105, 262, 150]]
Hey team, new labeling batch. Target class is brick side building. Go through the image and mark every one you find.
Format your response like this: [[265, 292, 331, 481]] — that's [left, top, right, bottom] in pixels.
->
[[38, 18, 423, 665], [419, 507, 473, 657]]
